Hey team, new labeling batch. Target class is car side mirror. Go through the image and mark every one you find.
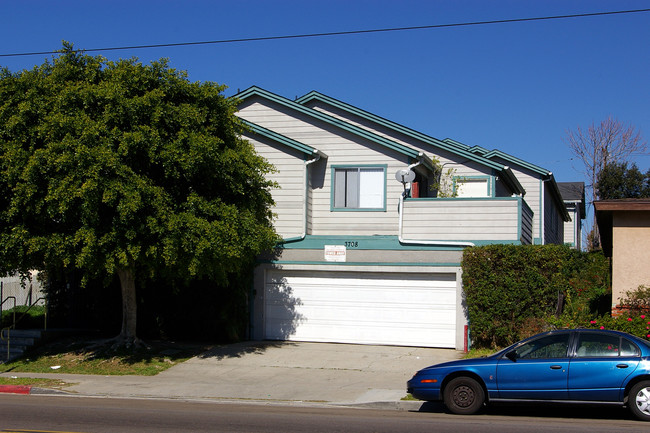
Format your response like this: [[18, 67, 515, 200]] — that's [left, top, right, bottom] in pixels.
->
[[505, 350, 518, 362]]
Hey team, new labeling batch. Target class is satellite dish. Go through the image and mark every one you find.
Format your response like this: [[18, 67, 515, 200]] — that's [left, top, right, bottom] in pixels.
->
[[395, 169, 416, 184]]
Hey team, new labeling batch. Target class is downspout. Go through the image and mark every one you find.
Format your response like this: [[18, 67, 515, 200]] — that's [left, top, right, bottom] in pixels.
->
[[253, 152, 320, 339], [281, 151, 321, 244], [398, 158, 475, 247]]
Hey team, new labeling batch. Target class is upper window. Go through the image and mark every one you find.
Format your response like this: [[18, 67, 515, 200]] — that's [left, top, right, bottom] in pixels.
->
[[333, 166, 385, 210], [455, 177, 490, 198], [575, 333, 640, 357]]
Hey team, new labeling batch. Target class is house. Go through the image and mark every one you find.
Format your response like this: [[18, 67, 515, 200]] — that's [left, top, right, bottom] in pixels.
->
[[236, 86, 570, 349], [594, 199, 650, 312], [558, 182, 586, 249]]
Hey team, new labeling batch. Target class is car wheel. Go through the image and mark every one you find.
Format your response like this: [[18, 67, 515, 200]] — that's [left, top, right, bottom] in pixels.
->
[[443, 376, 485, 415], [630, 381, 650, 421]]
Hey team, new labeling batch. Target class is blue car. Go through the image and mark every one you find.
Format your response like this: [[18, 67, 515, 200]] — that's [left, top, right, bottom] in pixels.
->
[[407, 329, 650, 421]]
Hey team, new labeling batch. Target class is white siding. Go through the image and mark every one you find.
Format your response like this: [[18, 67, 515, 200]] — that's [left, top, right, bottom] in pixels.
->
[[563, 204, 581, 249], [239, 98, 412, 236], [243, 133, 306, 239], [401, 198, 522, 241], [502, 167, 542, 242], [304, 100, 516, 199]]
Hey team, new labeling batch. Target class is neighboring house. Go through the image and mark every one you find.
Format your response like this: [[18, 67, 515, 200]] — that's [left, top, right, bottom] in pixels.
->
[[558, 182, 585, 249], [595, 199, 650, 312], [0, 272, 45, 312], [236, 86, 570, 350]]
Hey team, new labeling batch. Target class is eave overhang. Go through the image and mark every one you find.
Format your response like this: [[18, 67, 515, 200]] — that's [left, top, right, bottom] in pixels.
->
[[295, 90, 525, 196], [236, 87, 433, 171], [239, 118, 326, 159]]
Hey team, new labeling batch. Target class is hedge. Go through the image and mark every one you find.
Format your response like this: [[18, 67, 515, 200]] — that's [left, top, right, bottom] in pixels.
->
[[462, 244, 609, 349]]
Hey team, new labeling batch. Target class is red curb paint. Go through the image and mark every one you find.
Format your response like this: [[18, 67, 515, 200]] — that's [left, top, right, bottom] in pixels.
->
[[0, 385, 31, 395]]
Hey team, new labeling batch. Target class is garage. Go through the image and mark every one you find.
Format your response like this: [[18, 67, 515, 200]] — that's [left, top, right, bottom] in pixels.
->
[[263, 269, 457, 348]]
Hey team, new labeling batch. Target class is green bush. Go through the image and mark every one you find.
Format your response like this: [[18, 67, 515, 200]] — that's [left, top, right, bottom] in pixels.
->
[[1, 305, 47, 329], [619, 285, 650, 314], [585, 314, 650, 340], [462, 244, 610, 349]]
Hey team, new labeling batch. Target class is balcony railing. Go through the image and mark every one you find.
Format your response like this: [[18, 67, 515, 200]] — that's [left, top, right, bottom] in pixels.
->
[[400, 196, 533, 245]]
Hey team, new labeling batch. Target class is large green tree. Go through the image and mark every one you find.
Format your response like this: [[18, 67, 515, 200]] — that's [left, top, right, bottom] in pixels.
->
[[596, 161, 650, 200], [0, 43, 279, 345]]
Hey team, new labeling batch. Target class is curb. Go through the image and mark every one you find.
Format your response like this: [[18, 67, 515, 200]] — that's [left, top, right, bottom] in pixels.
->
[[0, 385, 32, 395]]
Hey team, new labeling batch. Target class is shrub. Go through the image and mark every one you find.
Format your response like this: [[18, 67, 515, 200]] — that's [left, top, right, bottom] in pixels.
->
[[619, 285, 650, 315], [585, 314, 650, 340], [462, 244, 610, 349], [1, 305, 47, 329]]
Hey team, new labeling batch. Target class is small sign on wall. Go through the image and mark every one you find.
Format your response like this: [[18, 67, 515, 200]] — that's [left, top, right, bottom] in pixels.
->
[[324, 245, 347, 262]]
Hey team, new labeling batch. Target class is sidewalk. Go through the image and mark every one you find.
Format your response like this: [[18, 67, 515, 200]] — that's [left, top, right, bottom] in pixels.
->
[[0, 341, 462, 408]]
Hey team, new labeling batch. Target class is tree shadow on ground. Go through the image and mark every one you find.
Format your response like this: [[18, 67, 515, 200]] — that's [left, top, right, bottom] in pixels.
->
[[195, 340, 299, 360]]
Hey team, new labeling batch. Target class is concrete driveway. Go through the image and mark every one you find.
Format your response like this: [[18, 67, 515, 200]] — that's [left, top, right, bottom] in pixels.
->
[[2, 341, 463, 405], [157, 341, 463, 404]]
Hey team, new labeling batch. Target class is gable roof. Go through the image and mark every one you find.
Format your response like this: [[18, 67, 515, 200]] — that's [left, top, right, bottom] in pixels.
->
[[443, 138, 570, 221], [558, 182, 586, 217], [294, 90, 525, 196], [235, 86, 435, 172], [240, 118, 326, 159]]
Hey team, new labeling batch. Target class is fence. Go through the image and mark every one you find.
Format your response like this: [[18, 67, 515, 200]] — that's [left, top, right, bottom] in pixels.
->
[[1, 273, 46, 312]]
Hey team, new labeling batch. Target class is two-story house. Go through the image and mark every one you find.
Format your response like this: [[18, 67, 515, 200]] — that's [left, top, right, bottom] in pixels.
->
[[236, 86, 569, 350]]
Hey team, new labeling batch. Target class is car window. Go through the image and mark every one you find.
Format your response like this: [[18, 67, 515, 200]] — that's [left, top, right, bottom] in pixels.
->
[[511, 333, 570, 359], [620, 338, 640, 357], [575, 333, 637, 357]]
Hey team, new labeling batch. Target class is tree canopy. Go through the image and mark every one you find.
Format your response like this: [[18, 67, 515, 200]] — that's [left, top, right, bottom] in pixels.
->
[[564, 116, 647, 250], [596, 161, 650, 200], [0, 43, 279, 344]]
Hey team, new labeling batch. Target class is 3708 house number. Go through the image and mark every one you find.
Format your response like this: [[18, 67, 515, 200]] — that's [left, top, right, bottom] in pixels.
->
[[344, 241, 359, 248]]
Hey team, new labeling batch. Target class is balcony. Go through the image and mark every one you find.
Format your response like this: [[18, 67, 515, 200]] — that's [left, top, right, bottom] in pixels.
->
[[400, 197, 533, 245]]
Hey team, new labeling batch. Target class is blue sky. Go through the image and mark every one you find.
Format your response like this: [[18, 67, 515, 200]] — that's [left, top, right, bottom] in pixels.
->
[[2, 0, 649, 194]]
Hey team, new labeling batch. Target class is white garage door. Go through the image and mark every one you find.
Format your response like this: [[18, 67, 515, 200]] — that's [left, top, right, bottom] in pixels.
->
[[264, 270, 456, 348]]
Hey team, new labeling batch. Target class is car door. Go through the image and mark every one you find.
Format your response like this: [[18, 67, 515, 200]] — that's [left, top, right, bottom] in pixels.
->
[[496, 332, 571, 400], [568, 332, 640, 401]]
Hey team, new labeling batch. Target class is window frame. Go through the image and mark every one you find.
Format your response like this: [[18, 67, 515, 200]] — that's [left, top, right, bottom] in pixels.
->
[[574, 332, 641, 358], [453, 175, 493, 198], [331, 165, 387, 212], [509, 333, 571, 360]]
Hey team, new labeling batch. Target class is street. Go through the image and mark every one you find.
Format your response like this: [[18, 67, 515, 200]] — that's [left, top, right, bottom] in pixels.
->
[[0, 395, 645, 433]]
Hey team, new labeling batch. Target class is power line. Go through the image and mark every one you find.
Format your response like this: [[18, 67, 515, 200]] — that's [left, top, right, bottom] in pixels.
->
[[1, 8, 649, 58]]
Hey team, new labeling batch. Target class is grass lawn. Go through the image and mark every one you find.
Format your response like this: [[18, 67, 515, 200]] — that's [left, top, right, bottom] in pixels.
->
[[0, 376, 71, 389], [0, 336, 211, 377]]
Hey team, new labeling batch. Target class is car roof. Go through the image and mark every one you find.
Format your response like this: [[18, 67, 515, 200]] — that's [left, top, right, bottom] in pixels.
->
[[504, 328, 650, 356]]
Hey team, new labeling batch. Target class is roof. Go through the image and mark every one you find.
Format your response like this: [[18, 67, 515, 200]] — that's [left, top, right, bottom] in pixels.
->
[[294, 90, 525, 196], [594, 199, 650, 256], [444, 138, 571, 222], [240, 118, 326, 159], [558, 182, 586, 217], [235, 86, 435, 172]]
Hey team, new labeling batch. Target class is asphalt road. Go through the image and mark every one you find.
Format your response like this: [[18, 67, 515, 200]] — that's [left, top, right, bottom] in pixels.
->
[[0, 395, 645, 433]]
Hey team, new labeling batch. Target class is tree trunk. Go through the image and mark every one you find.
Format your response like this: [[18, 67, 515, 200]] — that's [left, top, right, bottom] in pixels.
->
[[117, 268, 138, 342]]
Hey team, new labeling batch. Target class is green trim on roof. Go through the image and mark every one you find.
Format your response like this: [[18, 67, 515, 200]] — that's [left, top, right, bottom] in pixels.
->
[[446, 139, 568, 219], [237, 86, 426, 163], [481, 149, 551, 176], [297, 91, 506, 170], [240, 118, 324, 157], [295, 90, 525, 194], [442, 138, 472, 150]]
